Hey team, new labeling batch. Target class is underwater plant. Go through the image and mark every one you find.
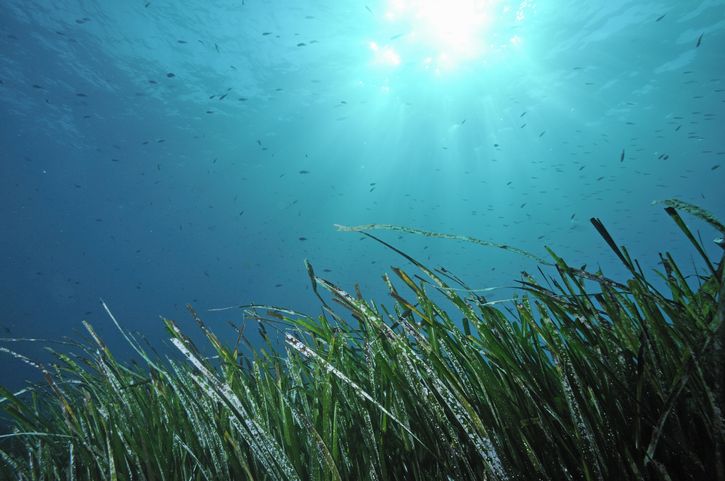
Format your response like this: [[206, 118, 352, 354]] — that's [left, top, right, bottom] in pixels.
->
[[1, 201, 723, 481]]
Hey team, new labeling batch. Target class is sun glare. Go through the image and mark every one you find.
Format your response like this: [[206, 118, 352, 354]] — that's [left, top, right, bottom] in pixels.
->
[[370, 41, 402, 66], [372, 0, 500, 73]]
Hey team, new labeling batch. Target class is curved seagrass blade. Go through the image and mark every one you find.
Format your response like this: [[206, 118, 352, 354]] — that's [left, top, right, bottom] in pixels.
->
[[652, 198, 725, 235], [334, 223, 547, 263], [662, 206, 717, 276]]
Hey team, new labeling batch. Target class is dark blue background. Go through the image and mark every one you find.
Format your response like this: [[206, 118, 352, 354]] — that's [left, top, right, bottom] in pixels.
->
[[1, 0, 723, 391]]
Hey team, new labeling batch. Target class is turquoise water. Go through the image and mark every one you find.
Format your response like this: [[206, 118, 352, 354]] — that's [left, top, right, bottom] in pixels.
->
[[1, 0, 723, 388]]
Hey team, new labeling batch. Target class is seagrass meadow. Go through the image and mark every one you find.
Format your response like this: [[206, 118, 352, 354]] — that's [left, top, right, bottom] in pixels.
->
[[0, 201, 723, 481]]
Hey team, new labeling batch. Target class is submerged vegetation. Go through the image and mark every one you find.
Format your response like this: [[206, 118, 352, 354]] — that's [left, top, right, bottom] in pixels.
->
[[1, 203, 724, 481]]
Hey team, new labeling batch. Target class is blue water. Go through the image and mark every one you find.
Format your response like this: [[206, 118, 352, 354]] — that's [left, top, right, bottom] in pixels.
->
[[1, 0, 724, 390]]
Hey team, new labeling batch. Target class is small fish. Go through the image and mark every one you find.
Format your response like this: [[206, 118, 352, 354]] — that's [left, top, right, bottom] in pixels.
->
[[297, 42, 306, 47], [166, 72, 175, 78], [656, 14, 666, 22], [298, 237, 307, 241], [570, 213, 576, 220], [696, 33, 703, 48], [620, 149, 625, 162], [215, 43, 220, 52], [299, 170, 310, 174], [177, 40, 187, 44], [539, 130, 546, 137]]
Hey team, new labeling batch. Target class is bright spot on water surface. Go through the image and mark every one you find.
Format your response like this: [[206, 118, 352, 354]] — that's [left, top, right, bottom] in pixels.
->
[[369, 0, 524, 74]]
